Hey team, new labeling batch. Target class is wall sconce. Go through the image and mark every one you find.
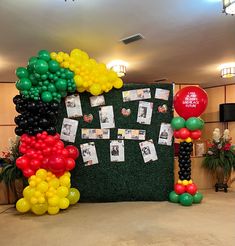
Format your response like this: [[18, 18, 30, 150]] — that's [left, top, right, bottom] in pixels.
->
[[223, 0, 235, 15]]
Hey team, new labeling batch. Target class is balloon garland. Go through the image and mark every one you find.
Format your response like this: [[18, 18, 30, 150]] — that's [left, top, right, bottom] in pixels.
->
[[169, 86, 208, 206], [14, 49, 124, 215]]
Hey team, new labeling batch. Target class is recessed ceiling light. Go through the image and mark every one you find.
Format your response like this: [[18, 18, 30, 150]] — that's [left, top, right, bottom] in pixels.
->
[[219, 63, 235, 78]]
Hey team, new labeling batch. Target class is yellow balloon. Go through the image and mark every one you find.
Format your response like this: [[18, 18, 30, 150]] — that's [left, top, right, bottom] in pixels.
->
[[48, 195, 60, 207], [35, 177, 42, 184], [113, 78, 123, 89], [69, 64, 76, 71], [59, 176, 71, 187], [188, 179, 193, 184], [56, 186, 69, 198], [16, 198, 31, 213], [74, 75, 83, 87], [70, 48, 81, 57], [56, 55, 63, 63], [64, 171, 71, 178], [63, 61, 70, 68], [90, 83, 102, 96], [36, 169, 47, 180], [48, 206, 60, 215], [37, 181, 49, 193], [23, 186, 36, 200], [28, 175, 36, 182], [35, 191, 42, 198], [63, 53, 70, 61], [30, 197, 38, 205], [186, 137, 192, 143], [29, 180, 36, 187], [77, 87, 85, 93], [59, 198, 70, 209], [182, 180, 189, 186], [177, 179, 182, 184], [50, 52, 57, 60], [31, 203, 48, 215], [49, 178, 60, 189], [38, 196, 46, 204]]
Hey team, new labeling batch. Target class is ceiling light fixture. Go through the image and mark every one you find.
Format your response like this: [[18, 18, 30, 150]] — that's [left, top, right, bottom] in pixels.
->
[[107, 60, 128, 77], [222, 0, 235, 15], [221, 66, 235, 78]]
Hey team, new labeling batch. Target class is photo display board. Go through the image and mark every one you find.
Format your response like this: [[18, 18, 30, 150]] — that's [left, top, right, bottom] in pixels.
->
[[56, 83, 174, 202]]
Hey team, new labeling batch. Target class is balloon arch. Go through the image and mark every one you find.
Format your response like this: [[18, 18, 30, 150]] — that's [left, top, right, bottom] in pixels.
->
[[14, 49, 123, 215]]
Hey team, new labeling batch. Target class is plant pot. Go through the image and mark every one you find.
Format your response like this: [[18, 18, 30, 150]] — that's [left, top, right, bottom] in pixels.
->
[[214, 166, 230, 192], [15, 179, 23, 200]]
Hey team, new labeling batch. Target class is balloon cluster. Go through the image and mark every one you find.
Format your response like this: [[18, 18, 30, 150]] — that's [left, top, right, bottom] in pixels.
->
[[50, 49, 124, 96], [178, 142, 193, 181], [169, 181, 203, 206], [13, 95, 59, 136], [16, 132, 79, 178], [15, 50, 76, 103], [171, 116, 204, 141], [169, 86, 208, 206], [16, 169, 80, 215]]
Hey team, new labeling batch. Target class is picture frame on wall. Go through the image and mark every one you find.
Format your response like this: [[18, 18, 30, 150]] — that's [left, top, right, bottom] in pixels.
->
[[194, 140, 206, 157]]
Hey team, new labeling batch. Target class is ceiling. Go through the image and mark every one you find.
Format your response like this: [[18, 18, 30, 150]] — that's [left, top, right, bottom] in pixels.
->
[[0, 0, 234, 87]]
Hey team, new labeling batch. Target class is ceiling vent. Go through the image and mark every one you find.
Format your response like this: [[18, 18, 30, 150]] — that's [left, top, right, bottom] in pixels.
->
[[120, 33, 144, 45], [154, 78, 168, 83]]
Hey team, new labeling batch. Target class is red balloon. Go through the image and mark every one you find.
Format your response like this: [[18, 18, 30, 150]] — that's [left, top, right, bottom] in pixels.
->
[[186, 183, 198, 195], [174, 130, 181, 139], [174, 183, 186, 195], [61, 148, 69, 158], [16, 156, 30, 169], [48, 154, 65, 173], [41, 157, 49, 169], [65, 158, 76, 171], [23, 168, 35, 178], [29, 159, 41, 171], [179, 128, 190, 139], [190, 129, 202, 140], [65, 145, 79, 159], [44, 135, 56, 146], [174, 86, 208, 119]]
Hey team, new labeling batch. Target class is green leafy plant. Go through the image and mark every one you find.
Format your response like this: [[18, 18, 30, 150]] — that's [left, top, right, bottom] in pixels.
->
[[0, 137, 27, 188], [203, 128, 235, 176]]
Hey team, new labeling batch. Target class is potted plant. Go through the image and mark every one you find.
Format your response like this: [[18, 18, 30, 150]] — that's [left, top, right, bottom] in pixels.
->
[[203, 128, 235, 192], [0, 137, 27, 203]]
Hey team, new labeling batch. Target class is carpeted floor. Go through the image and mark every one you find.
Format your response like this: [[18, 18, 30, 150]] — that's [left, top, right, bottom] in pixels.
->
[[0, 189, 234, 246]]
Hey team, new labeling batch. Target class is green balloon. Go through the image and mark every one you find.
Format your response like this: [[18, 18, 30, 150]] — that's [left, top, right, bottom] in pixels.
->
[[34, 59, 48, 74], [198, 119, 204, 130], [185, 117, 201, 131], [28, 57, 38, 68], [169, 191, 179, 203], [48, 60, 60, 73], [60, 91, 67, 98], [16, 67, 28, 79], [41, 91, 52, 102], [66, 188, 80, 205], [17, 78, 32, 90], [171, 117, 185, 130], [193, 192, 203, 204], [55, 79, 67, 91], [38, 50, 50, 61], [47, 83, 56, 93], [41, 74, 48, 80], [29, 74, 38, 85], [179, 193, 193, 206]]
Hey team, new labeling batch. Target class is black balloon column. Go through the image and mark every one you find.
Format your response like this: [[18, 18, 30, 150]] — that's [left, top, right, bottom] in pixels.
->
[[178, 141, 193, 181], [13, 95, 59, 136]]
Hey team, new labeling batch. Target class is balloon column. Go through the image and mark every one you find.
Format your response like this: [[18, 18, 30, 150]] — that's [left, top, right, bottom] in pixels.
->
[[169, 86, 208, 206], [14, 49, 123, 215]]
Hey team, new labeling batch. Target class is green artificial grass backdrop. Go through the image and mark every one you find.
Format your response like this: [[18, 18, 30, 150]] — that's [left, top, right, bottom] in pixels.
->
[[57, 83, 174, 202]]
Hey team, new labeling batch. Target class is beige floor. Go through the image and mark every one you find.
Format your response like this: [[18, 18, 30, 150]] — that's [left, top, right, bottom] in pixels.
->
[[0, 190, 234, 246]]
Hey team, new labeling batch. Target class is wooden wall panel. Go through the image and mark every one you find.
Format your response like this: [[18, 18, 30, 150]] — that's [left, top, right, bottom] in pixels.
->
[[228, 122, 235, 141], [202, 122, 223, 141], [0, 83, 18, 125], [0, 126, 16, 152], [225, 84, 235, 103], [202, 87, 225, 122]]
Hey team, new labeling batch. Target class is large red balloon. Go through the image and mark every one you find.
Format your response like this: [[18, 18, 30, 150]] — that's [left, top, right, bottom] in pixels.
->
[[174, 183, 186, 195], [174, 86, 208, 119]]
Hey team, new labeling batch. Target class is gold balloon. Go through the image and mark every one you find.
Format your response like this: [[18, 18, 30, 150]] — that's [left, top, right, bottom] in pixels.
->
[[16, 198, 31, 213]]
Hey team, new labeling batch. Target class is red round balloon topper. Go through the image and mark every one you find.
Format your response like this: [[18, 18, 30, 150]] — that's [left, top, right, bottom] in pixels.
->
[[174, 86, 208, 119]]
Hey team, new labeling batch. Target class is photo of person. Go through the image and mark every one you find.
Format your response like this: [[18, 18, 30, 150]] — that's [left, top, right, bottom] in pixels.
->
[[160, 129, 168, 139], [158, 123, 173, 146], [137, 101, 153, 125], [90, 95, 105, 107], [65, 94, 83, 118], [99, 106, 115, 129], [60, 118, 78, 143], [138, 106, 147, 118], [80, 142, 98, 166], [81, 129, 110, 139], [62, 124, 72, 136], [110, 140, 125, 162], [122, 88, 151, 102], [139, 139, 158, 163]]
